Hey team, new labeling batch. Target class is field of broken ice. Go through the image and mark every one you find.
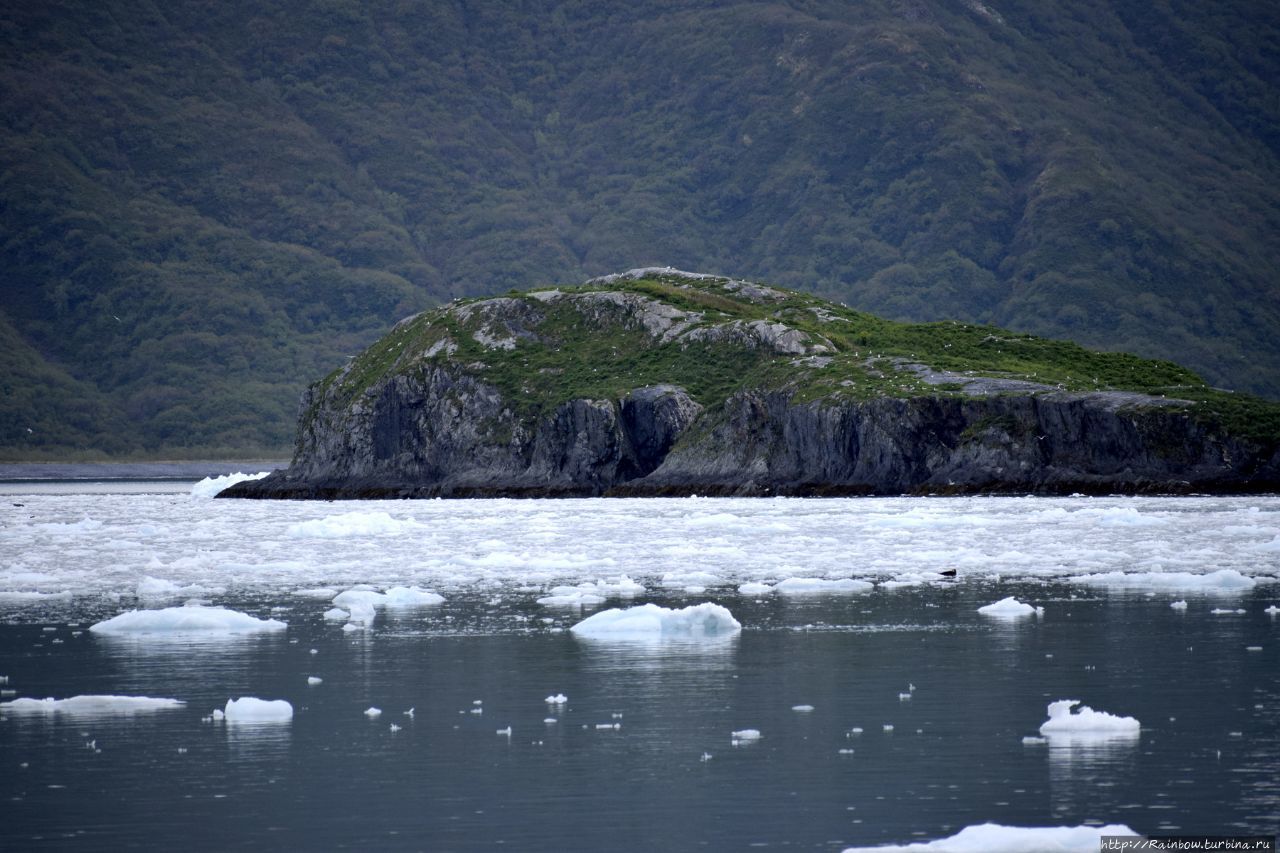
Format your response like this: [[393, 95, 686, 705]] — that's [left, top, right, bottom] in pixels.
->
[[2, 480, 1279, 850]]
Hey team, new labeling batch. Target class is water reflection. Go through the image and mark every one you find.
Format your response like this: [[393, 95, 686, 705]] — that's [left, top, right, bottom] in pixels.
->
[[571, 634, 739, 672]]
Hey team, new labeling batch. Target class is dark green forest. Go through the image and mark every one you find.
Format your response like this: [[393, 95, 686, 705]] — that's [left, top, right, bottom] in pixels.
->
[[2, 0, 1278, 458]]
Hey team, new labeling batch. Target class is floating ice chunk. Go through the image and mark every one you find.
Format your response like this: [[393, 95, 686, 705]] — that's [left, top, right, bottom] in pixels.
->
[[537, 588, 605, 607], [323, 608, 349, 621], [190, 471, 270, 499], [1265, 605, 1280, 615], [341, 623, 362, 633], [661, 571, 725, 588], [1246, 646, 1262, 652], [210, 709, 225, 720], [569, 603, 741, 639], [537, 575, 643, 607], [0, 695, 185, 715], [287, 511, 421, 539], [731, 729, 761, 744], [389, 723, 401, 732], [1074, 569, 1256, 592], [497, 726, 512, 736], [307, 676, 322, 686], [224, 697, 292, 722], [774, 577, 874, 595], [883, 724, 894, 732], [839, 822, 1136, 852], [899, 693, 912, 701], [544, 718, 558, 724], [89, 606, 286, 635], [365, 707, 382, 718], [545, 694, 568, 705], [792, 705, 815, 712], [1170, 600, 1188, 610], [1210, 608, 1246, 615], [737, 582, 773, 595], [332, 589, 387, 609], [0, 590, 73, 603], [293, 587, 339, 600], [977, 597, 1040, 618], [36, 516, 103, 534], [382, 586, 445, 607], [345, 602, 377, 626], [1039, 700, 1139, 737]]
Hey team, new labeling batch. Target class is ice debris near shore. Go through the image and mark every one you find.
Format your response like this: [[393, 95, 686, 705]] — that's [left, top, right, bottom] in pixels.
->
[[569, 602, 741, 638], [190, 471, 270, 499], [840, 822, 1137, 852], [89, 605, 287, 635], [286, 511, 423, 539], [1, 695, 186, 714], [977, 597, 1042, 618], [222, 697, 293, 722], [1039, 700, 1140, 736]]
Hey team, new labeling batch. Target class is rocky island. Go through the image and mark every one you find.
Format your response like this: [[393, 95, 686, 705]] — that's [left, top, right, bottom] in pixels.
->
[[224, 269, 1280, 499]]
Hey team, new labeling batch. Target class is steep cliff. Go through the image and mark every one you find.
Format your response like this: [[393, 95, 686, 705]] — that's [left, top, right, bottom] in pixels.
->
[[224, 269, 1280, 499]]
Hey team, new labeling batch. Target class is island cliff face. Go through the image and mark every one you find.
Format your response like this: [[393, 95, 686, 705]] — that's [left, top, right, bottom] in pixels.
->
[[224, 269, 1280, 499]]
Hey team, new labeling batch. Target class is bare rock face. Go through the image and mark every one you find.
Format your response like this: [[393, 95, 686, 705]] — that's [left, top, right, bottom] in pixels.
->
[[223, 271, 1280, 499]]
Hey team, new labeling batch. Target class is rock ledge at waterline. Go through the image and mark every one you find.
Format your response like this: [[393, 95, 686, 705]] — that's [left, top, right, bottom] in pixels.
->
[[223, 269, 1280, 499]]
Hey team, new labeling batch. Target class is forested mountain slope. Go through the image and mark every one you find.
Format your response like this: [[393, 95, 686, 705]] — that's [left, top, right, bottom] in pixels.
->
[[3, 0, 1278, 456]]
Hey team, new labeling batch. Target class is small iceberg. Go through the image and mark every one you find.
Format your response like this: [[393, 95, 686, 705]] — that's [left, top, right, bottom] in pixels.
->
[[1, 695, 185, 715], [190, 471, 270, 499], [977, 597, 1041, 618], [382, 586, 445, 607], [223, 697, 292, 723], [838, 822, 1136, 852], [89, 606, 287, 635], [731, 728, 761, 744], [1074, 569, 1256, 592], [773, 577, 873, 595], [1039, 700, 1139, 738], [569, 603, 741, 639]]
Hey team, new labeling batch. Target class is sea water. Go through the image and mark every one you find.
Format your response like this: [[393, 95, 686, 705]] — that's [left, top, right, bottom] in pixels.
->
[[1, 486, 1277, 850]]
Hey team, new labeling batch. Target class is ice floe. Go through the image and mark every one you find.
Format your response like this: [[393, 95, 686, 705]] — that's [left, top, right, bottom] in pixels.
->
[[0, 590, 73, 603], [977, 597, 1041, 618], [1170, 600, 1188, 610], [839, 822, 1136, 852], [383, 586, 446, 606], [773, 577, 873, 595], [1039, 700, 1140, 738], [223, 697, 292, 722], [89, 605, 287, 635], [135, 576, 222, 600], [731, 728, 761, 744], [286, 511, 423, 538], [190, 471, 270, 499], [537, 575, 645, 606], [569, 603, 741, 639], [737, 582, 773, 595], [1074, 568, 1256, 592], [0, 695, 185, 714]]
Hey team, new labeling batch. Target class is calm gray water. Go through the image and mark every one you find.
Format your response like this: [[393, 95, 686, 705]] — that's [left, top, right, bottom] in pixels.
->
[[3, 586, 1278, 851]]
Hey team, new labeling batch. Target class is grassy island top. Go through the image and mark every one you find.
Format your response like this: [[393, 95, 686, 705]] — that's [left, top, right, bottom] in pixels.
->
[[321, 269, 1280, 444]]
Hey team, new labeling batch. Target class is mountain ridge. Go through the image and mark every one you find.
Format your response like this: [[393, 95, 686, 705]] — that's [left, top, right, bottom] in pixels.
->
[[3, 1, 1279, 457]]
